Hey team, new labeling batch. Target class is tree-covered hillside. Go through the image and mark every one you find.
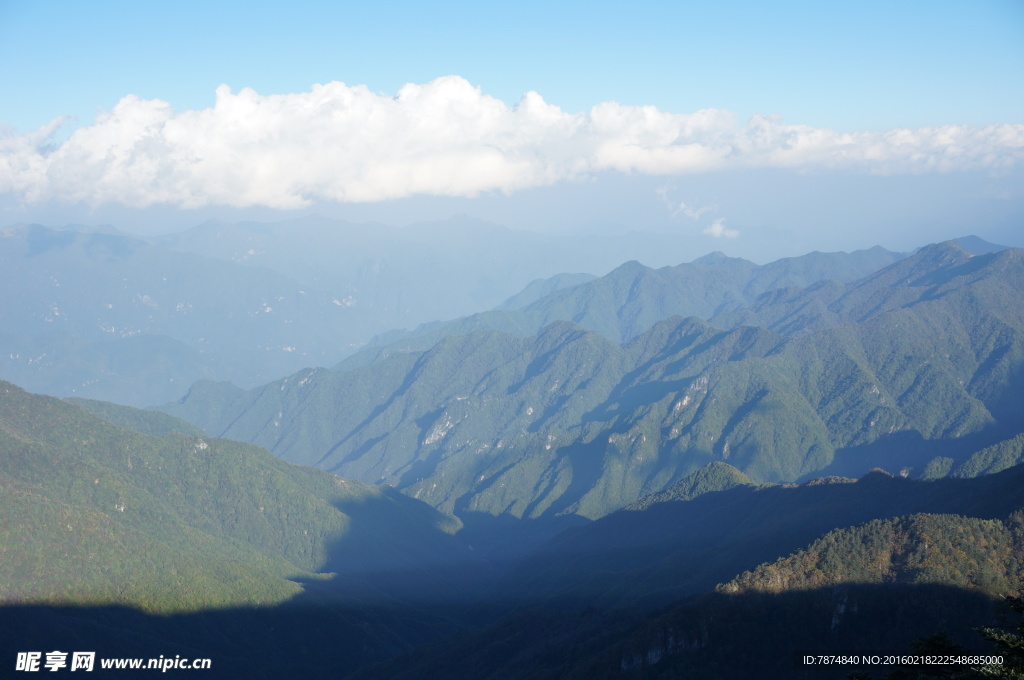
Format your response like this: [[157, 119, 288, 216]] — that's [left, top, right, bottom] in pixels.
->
[[0, 380, 466, 612], [720, 512, 1024, 596]]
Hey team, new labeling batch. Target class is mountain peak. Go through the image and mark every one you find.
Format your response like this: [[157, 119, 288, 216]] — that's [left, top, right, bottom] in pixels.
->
[[900, 240, 975, 273], [624, 461, 755, 510], [952, 235, 1010, 255], [609, 259, 649, 274], [692, 251, 731, 264]]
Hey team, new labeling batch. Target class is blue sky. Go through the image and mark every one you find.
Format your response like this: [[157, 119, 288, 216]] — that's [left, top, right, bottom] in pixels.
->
[[1, 0, 1022, 259]]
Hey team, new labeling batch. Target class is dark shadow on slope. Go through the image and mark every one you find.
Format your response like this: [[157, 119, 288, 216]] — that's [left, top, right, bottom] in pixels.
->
[[314, 354, 434, 466], [4, 583, 1008, 680], [0, 600, 469, 680], [812, 420, 1024, 482], [292, 487, 487, 607], [498, 463, 1024, 610], [318, 432, 386, 469], [0, 494, 580, 679], [295, 493, 592, 611], [347, 583, 1015, 680], [452, 511, 591, 564], [581, 377, 692, 424], [543, 439, 610, 517]]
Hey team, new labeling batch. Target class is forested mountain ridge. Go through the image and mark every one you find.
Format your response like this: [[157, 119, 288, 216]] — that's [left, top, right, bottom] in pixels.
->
[[519, 245, 906, 342], [163, 241, 1024, 521], [5, 381, 1024, 679], [7, 229, 1020, 678], [712, 239, 1024, 338], [67, 396, 206, 436]]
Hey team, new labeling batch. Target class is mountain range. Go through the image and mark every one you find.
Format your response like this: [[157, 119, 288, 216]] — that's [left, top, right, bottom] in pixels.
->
[[162, 241, 1024, 523]]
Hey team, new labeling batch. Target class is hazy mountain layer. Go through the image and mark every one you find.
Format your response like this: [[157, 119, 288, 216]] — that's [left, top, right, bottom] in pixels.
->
[[338, 244, 905, 369], [0, 224, 368, 405], [149, 214, 723, 335]]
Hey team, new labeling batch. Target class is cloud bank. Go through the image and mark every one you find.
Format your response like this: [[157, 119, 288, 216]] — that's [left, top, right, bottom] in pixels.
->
[[703, 218, 739, 239], [3, 76, 1023, 209]]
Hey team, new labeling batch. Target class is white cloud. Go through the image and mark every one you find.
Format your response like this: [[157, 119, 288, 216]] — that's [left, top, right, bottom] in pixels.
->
[[703, 218, 739, 239], [656, 187, 717, 220], [2, 76, 1023, 209]]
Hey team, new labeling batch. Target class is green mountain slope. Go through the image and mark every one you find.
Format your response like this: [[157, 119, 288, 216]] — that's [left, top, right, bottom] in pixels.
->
[[952, 433, 1024, 478], [0, 380, 465, 612], [522, 246, 905, 343]]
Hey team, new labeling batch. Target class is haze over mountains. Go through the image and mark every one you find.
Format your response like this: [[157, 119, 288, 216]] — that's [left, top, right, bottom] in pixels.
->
[[2, 216, 751, 406]]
